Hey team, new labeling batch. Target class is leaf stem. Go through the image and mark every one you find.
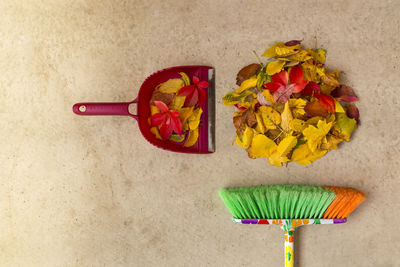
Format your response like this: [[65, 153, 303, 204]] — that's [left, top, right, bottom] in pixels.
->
[[252, 50, 263, 66]]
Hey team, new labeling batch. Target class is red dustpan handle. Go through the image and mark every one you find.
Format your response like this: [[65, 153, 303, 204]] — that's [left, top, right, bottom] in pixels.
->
[[73, 99, 138, 120]]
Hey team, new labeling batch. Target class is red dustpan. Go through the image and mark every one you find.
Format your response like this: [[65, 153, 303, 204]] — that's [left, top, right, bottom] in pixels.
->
[[73, 65, 215, 154]]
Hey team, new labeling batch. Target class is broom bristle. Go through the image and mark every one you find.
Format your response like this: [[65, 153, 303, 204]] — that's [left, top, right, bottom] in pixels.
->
[[219, 185, 365, 220]]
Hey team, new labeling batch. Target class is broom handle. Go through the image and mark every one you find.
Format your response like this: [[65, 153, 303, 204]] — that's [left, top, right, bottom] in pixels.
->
[[284, 230, 294, 267]]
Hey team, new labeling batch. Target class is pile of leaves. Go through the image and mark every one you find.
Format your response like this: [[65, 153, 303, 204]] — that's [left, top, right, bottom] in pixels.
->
[[223, 40, 360, 166], [149, 72, 209, 147]]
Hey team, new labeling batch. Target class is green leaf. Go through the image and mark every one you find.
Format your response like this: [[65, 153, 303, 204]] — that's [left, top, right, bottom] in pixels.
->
[[334, 113, 357, 141]]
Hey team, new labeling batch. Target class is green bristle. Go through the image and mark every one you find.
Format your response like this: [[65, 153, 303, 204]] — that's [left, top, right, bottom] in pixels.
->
[[218, 185, 337, 219]]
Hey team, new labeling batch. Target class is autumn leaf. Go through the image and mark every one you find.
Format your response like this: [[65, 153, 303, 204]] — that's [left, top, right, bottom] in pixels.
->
[[290, 119, 307, 132], [258, 106, 281, 129], [169, 134, 185, 142], [306, 48, 326, 63], [179, 72, 191, 86], [236, 77, 258, 94], [266, 60, 286, 75], [334, 113, 357, 141], [302, 120, 333, 152], [150, 105, 160, 116], [268, 135, 297, 166], [321, 72, 340, 88], [346, 104, 360, 124], [289, 98, 307, 117], [281, 102, 293, 133], [285, 40, 302, 46], [184, 128, 199, 147], [236, 126, 255, 149], [262, 42, 301, 58], [331, 85, 358, 102], [335, 100, 345, 113], [304, 101, 328, 117], [188, 108, 203, 130], [222, 90, 253, 106], [157, 78, 185, 94], [251, 134, 277, 158], [150, 127, 162, 140], [291, 144, 327, 165], [315, 93, 335, 113], [301, 60, 325, 82], [237, 64, 261, 86], [255, 112, 266, 133], [170, 96, 186, 110], [302, 81, 320, 96], [321, 135, 343, 150]]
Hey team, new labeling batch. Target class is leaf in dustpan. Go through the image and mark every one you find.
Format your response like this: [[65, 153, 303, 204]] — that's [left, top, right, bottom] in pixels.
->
[[169, 134, 185, 142], [179, 72, 191, 86], [188, 108, 203, 130], [184, 127, 199, 147], [157, 78, 185, 94], [178, 75, 209, 107], [151, 101, 182, 140]]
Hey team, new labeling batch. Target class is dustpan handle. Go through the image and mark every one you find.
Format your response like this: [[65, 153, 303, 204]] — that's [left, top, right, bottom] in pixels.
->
[[284, 230, 294, 267], [73, 101, 138, 119]]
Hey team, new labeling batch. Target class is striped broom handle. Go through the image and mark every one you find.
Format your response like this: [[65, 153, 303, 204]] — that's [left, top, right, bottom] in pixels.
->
[[284, 230, 295, 267]]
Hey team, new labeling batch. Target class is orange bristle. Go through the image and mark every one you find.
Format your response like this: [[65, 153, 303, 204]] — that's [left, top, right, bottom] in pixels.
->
[[323, 186, 366, 219]]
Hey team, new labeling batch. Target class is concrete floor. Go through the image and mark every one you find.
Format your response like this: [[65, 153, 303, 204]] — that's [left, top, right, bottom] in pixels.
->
[[1, 0, 399, 266]]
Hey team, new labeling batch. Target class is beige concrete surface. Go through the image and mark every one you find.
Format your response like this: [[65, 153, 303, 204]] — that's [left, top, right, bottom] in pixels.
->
[[1, 0, 399, 266]]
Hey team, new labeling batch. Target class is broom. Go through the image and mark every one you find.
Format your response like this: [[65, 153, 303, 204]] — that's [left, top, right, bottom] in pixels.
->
[[219, 185, 365, 267]]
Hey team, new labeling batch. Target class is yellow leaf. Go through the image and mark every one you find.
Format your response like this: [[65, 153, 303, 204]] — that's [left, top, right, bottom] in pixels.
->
[[321, 71, 340, 88], [150, 105, 160, 116], [306, 48, 326, 63], [267, 60, 286, 75], [150, 127, 162, 140], [258, 106, 281, 130], [262, 90, 275, 104], [285, 50, 312, 62], [289, 98, 307, 118], [188, 108, 203, 130], [277, 135, 298, 156], [236, 126, 255, 149], [303, 120, 333, 152], [222, 90, 252, 106], [170, 96, 186, 110], [169, 134, 185, 142], [335, 100, 345, 113], [280, 102, 293, 133], [267, 135, 297, 167], [236, 77, 257, 94], [184, 128, 199, 147], [262, 42, 284, 57], [321, 135, 343, 150], [301, 60, 325, 82], [179, 72, 191, 86], [262, 42, 302, 58], [306, 116, 323, 126], [290, 119, 307, 132], [255, 112, 266, 133], [251, 134, 277, 158], [157, 78, 185, 93], [291, 144, 327, 165]]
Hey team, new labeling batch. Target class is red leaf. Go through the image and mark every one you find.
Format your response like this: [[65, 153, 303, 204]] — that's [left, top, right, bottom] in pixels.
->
[[154, 101, 169, 112], [197, 81, 210, 89], [346, 104, 360, 124], [177, 85, 196, 97], [315, 93, 335, 113], [185, 88, 199, 107], [198, 87, 207, 107], [170, 115, 182, 134], [264, 82, 282, 93], [159, 117, 173, 140], [331, 85, 358, 102], [151, 113, 167, 126], [168, 110, 181, 117], [192, 76, 200, 85], [289, 65, 304, 84], [234, 104, 246, 111], [304, 101, 328, 117], [272, 70, 288, 85], [292, 80, 307, 93], [302, 81, 320, 96], [285, 40, 302, 46], [273, 84, 295, 103]]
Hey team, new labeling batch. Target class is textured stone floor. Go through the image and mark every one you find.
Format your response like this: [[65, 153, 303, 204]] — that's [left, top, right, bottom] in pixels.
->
[[1, 0, 399, 266]]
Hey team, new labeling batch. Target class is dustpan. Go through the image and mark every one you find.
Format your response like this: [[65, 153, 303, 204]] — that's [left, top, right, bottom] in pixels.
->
[[73, 65, 215, 153]]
